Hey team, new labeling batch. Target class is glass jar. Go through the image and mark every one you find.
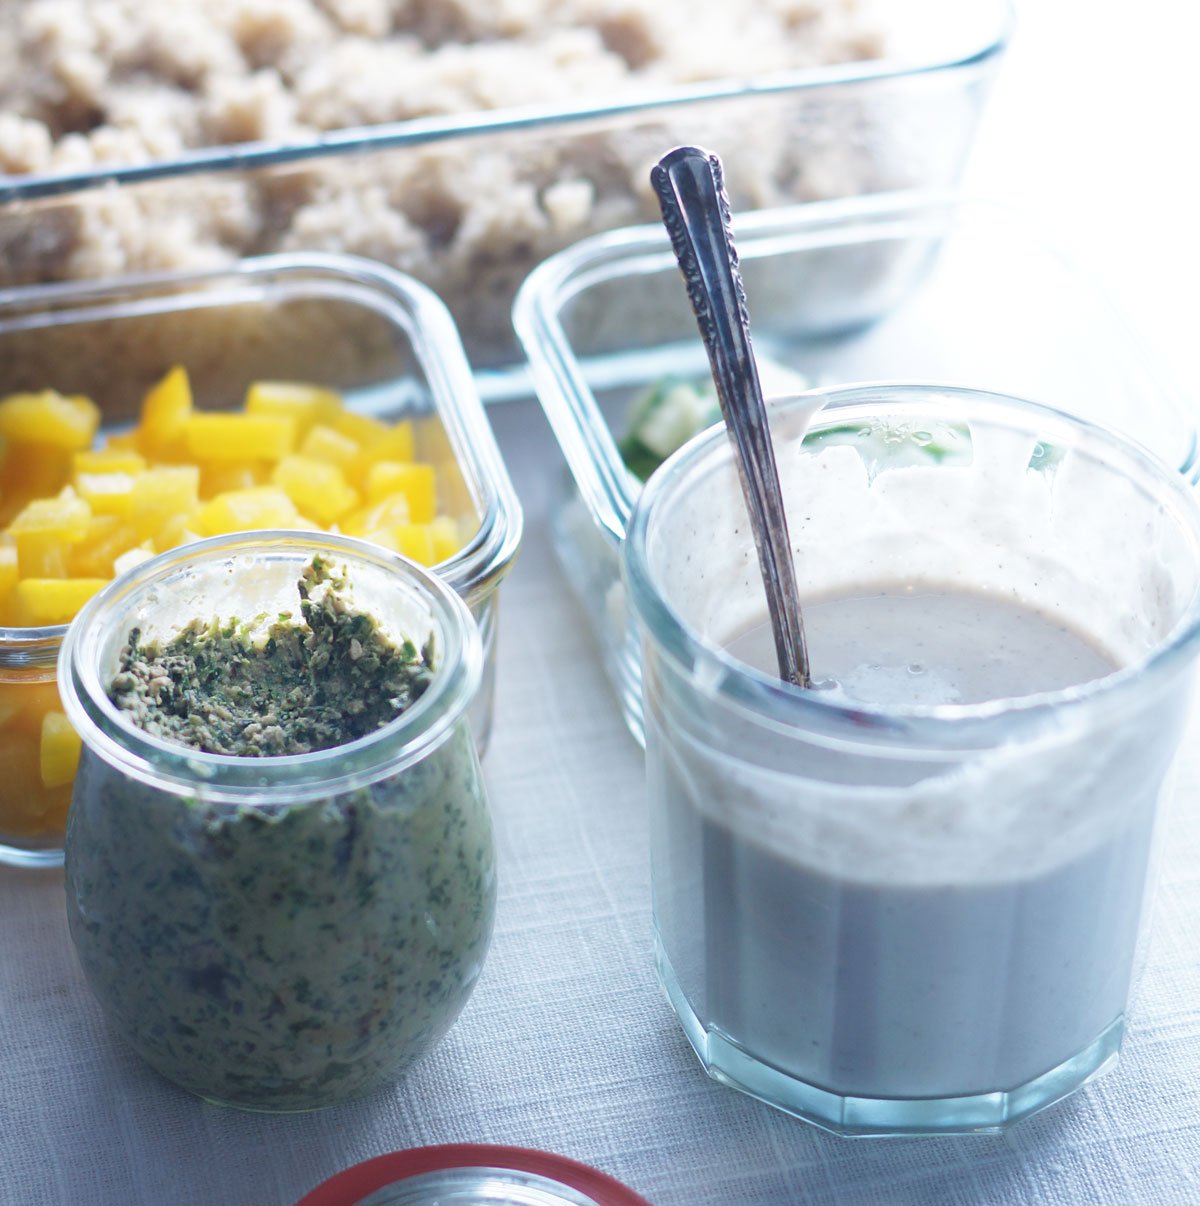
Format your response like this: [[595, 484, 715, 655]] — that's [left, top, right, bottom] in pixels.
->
[[624, 384, 1200, 1135], [59, 531, 496, 1112]]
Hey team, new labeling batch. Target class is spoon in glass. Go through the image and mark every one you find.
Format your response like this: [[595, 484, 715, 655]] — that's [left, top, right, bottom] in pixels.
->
[[649, 145, 812, 689]]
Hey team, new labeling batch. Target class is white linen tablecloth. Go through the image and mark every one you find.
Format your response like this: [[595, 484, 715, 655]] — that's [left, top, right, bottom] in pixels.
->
[[5, 2, 1200, 1201]]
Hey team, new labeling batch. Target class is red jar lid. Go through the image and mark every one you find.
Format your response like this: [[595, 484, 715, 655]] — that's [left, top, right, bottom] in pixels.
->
[[295, 1143, 652, 1206]]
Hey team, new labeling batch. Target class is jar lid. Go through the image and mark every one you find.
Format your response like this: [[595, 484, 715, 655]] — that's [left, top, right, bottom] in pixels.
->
[[295, 1144, 651, 1206]]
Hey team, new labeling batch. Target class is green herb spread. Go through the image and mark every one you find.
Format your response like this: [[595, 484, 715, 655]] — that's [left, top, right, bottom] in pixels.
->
[[108, 556, 432, 756]]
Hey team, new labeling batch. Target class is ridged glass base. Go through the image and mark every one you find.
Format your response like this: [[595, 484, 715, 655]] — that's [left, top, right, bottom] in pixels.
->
[[657, 938, 1124, 1137]]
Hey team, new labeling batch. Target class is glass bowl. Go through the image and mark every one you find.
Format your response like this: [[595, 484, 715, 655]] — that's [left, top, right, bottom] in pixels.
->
[[513, 191, 1198, 742], [0, 0, 1011, 373], [0, 251, 521, 867]]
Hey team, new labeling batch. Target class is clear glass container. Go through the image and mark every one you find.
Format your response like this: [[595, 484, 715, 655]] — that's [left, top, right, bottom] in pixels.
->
[[514, 192, 1199, 741], [0, 251, 521, 867], [0, 1, 1011, 372], [58, 531, 495, 1112], [625, 384, 1200, 1135]]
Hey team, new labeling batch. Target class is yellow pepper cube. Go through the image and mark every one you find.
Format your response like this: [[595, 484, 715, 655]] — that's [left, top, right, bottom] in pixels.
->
[[130, 466, 201, 539], [1, 441, 72, 506], [15, 578, 108, 626], [299, 424, 359, 473], [68, 515, 139, 578], [75, 471, 137, 518], [195, 487, 300, 536], [8, 493, 92, 543], [354, 420, 416, 472], [199, 460, 270, 500], [271, 455, 359, 525], [354, 526, 401, 554], [367, 463, 436, 522], [0, 390, 100, 451], [0, 543, 17, 603], [430, 515, 462, 563], [341, 493, 411, 537], [184, 413, 297, 463], [394, 522, 436, 566], [40, 711, 82, 788], [137, 367, 193, 460], [333, 410, 391, 448], [153, 514, 204, 554], [0, 730, 43, 817], [245, 381, 343, 437], [73, 448, 146, 475]]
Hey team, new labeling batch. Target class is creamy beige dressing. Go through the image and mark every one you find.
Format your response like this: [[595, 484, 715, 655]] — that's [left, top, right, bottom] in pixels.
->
[[724, 585, 1118, 706]]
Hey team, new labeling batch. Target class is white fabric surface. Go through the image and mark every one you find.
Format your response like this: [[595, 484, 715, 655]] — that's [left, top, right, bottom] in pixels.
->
[[6, 2, 1200, 1202]]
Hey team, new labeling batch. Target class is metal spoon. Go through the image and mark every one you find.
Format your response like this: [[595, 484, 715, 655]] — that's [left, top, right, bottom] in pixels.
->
[[649, 145, 812, 689]]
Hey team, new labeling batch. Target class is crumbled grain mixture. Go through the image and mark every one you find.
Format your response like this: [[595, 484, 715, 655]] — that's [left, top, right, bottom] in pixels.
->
[[0, 0, 886, 359]]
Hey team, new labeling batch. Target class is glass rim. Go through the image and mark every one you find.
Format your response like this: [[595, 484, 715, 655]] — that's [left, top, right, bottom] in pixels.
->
[[58, 530, 483, 800], [623, 382, 1200, 746]]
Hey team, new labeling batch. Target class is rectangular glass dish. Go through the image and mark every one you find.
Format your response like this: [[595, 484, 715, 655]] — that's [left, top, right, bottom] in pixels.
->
[[0, 251, 521, 866], [514, 191, 1198, 742], [0, 0, 1010, 371]]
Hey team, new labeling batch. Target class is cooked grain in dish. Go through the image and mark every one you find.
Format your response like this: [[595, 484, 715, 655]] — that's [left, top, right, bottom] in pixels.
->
[[0, 0, 886, 360]]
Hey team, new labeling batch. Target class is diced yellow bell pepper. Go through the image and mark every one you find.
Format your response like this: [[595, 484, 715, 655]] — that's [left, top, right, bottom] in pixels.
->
[[0, 680, 61, 737], [9, 493, 92, 579], [0, 730, 43, 818], [194, 486, 300, 536], [354, 526, 401, 554], [15, 577, 108, 626], [1, 442, 72, 508], [136, 367, 193, 461], [130, 466, 201, 539], [353, 420, 415, 472], [152, 513, 204, 554], [0, 390, 100, 451], [271, 455, 359, 525], [39, 711, 81, 789], [73, 448, 146, 475], [75, 471, 137, 518], [395, 522, 436, 565], [68, 515, 141, 578], [341, 493, 411, 537], [245, 381, 343, 437], [184, 413, 296, 462], [0, 543, 17, 603], [333, 410, 391, 448], [366, 463, 436, 522], [430, 515, 462, 563], [299, 424, 359, 472], [199, 460, 270, 499], [18, 494, 78, 544]]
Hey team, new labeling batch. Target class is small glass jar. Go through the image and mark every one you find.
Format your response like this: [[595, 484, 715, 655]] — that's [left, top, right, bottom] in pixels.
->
[[59, 531, 496, 1112]]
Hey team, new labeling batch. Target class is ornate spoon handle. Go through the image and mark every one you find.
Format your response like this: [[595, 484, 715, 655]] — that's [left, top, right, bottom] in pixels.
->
[[650, 145, 812, 689]]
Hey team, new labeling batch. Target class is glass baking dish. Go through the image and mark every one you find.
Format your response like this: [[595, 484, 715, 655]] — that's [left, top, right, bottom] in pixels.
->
[[0, 0, 1011, 374], [514, 191, 1198, 742], [0, 251, 522, 867]]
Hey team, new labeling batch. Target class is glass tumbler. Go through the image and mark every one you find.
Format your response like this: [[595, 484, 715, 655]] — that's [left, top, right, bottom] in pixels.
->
[[623, 384, 1200, 1136], [59, 531, 496, 1112]]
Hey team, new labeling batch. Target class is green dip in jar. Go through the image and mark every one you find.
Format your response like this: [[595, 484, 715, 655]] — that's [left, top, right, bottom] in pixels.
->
[[59, 533, 495, 1112]]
